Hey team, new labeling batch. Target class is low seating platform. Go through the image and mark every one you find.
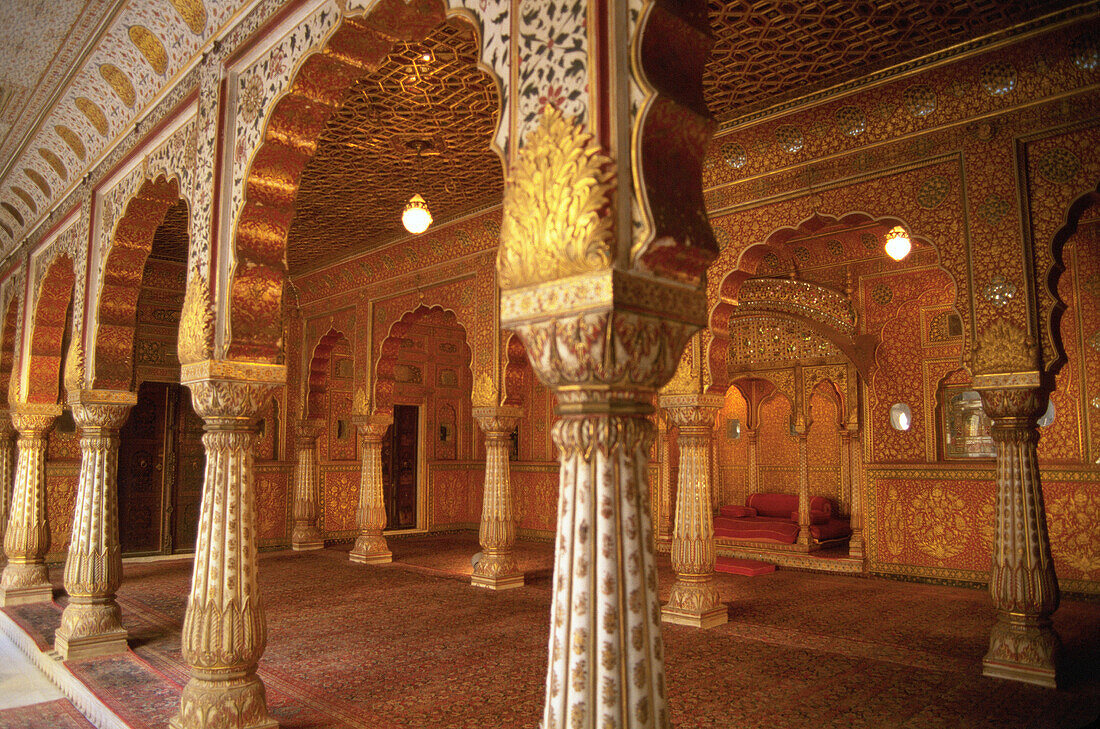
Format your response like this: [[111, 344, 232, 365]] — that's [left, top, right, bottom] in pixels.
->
[[714, 492, 852, 550]]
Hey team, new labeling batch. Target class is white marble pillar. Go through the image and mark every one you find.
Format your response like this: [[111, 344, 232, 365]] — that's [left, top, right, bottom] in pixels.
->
[[0, 403, 59, 606], [472, 405, 523, 590], [349, 413, 393, 564], [170, 363, 281, 729], [55, 390, 135, 659], [660, 393, 726, 629], [290, 418, 324, 551]]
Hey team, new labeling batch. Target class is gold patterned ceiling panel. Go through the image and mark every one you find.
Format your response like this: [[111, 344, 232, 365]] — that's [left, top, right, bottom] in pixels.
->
[[286, 18, 502, 273], [704, 0, 1077, 123]]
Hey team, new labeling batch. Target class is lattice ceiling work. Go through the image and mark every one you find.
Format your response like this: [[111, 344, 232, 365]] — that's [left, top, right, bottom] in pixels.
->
[[286, 18, 502, 273], [704, 0, 1076, 123]]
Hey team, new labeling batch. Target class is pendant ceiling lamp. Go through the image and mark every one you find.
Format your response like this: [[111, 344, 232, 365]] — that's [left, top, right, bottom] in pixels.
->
[[884, 224, 911, 261], [402, 139, 433, 235]]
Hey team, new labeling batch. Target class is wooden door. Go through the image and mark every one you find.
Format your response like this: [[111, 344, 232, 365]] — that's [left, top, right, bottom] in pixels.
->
[[170, 386, 205, 551], [382, 404, 418, 530], [118, 382, 169, 554]]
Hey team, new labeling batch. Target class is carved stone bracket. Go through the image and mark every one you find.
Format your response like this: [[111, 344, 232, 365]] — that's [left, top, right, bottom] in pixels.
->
[[170, 361, 283, 729], [659, 393, 726, 629], [291, 418, 325, 551], [55, 389, 137, 660], [472, 405, 523, 590], [0, 402, 60, 606], [349, 413, 394, 565]]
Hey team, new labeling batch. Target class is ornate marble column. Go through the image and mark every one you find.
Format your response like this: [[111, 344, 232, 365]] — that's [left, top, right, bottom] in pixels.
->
[[0, 403, 59, 606], [290, 418, 324, 551], [55, 390, 136, 660], [977, 383, 1060, 688], [846, 424, 865, 560], [471, 405, 523, 590], [795, 424, 811, 549], [170, 362, 282, 729], [0, 413, 14, 558], [349, 413, 392, 565], [659, 393, 726, 629]]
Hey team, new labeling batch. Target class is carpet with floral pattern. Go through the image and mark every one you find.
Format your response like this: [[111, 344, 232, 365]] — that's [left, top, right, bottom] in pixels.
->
[[2, 533, 1098, 729]]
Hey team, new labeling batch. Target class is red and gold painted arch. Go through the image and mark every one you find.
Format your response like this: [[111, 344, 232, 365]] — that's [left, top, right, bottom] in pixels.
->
[[26, 255, 76, 404], [93, 175, 185, 391], [0, 295, 19, 406], [502, 332, 528, 407], [306, 327, 349, 421], [1044, 184, 1100, 379], [230, 0, 494, 363], [373, 304, 470, 416]]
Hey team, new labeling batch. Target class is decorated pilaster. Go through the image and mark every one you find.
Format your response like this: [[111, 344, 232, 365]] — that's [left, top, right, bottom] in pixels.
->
[[169, 361, 283, 729], [0, 413, 14, 557], [745, 427, 759, 496], [349, 413, 392, 565], [846, 425, 865, 560], [472, 405, 523, 590], [55, 390, 136, 660], [794, 424, 811, 549], [290, 419, 324, 551], [659, 393, 725, 629], [973, 320, 1060, 688], [0, 403, 59, 606]]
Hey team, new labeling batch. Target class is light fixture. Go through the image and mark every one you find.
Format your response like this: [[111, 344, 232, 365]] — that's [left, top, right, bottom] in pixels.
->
[[402, 139, 433, 235], [884, 224, 911, 261], [402, 193, 432, 234]]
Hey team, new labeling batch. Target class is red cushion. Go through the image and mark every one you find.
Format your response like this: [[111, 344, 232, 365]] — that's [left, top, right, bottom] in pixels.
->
[[719, 504, 757, 518], [714, 516, 799, 544], [789, 510, 830, 525], [747, 493, 799, 518], [810, 517, 852, 541]]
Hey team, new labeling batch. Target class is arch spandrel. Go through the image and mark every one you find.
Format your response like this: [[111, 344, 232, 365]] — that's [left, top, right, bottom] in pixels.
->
[[24, 255, 76, 405]]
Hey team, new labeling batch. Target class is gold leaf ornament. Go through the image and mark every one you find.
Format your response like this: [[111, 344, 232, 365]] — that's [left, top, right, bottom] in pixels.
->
[[972, 318, 1038, 375], [178, 271, 214, 365], [497, 107, 615, 289], [471, 371, 498, 408], [64, 338, 84, 394]]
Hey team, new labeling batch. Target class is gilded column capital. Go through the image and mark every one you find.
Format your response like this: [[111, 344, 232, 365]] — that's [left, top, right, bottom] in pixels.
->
[[296, 417, 325, 443], [181, 360, 286, 422], [353, 412, 393, 442], [10, 402, 62, 435], [472, 405, 522, 436], [659, 393, 722, 429], [68, 389, 138, 430]]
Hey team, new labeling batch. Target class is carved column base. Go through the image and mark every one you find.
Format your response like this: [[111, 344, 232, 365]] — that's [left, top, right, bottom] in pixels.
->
[[982, 613, 1061, 688], [290, 525, 324, 552], [55, 598, 127, 659], [349, 534, 392, 564], [0, 563, 52, 606], [169, 671, 278, 729], [661, 576, 727, 629], [471, 549, 524, 590], [848, 532, 865, 560]]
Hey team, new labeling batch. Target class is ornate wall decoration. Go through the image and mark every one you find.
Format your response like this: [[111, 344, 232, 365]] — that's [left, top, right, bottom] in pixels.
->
[[177, 270, 214, 365], [972, 318, 1037, 375], [910, 485, 970, 559], [498, 107, 614, 289], [1046, 488, 1100, 578]]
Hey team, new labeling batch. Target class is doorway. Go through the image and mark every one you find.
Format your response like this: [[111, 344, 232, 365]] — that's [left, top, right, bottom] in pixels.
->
[[117, 381, 205, 555], [381, 404, 419, 530]]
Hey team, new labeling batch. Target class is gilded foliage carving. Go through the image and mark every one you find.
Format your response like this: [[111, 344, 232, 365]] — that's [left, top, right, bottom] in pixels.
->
[[972, 318, 1038, 375], [177, 271, 214, 366], [471, 371, 499, 408], [63, 339, 84, 395], [498, 108, 615, 289]]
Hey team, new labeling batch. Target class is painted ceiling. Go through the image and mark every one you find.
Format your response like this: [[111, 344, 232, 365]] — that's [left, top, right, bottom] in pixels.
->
[[0, 0, 1084, 262]]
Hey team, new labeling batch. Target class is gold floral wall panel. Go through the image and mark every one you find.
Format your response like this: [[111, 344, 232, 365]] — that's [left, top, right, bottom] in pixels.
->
[[44, 463, 80, 560], [513, 467, 558, 535], [757, 394, 797, 493], [255, 467, 289, 545], [430, 465, 481, 528], [320, 466, 359, 537], [807, 391, 841, 505]]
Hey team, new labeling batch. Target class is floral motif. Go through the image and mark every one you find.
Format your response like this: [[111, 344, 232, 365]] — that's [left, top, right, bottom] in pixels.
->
[[516, 0, 588, 143], [910, 486, 970, 560]]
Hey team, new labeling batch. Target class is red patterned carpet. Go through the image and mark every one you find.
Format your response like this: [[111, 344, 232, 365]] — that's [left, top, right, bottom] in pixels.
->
[[3, 533, 1099, 729], [0, 699, 95, 729]]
